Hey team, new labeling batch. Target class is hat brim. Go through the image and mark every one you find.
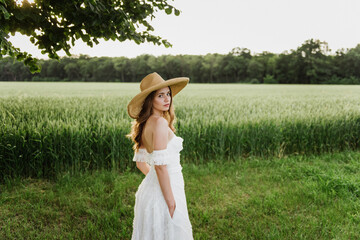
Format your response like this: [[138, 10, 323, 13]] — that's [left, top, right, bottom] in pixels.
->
[[127, 77, 189, 119]]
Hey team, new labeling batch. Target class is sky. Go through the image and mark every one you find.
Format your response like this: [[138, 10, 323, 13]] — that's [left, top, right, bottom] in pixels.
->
[[9, 0, 360, 59]]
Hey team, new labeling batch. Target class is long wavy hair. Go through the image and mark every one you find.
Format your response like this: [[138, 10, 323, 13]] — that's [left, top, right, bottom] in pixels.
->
[[126, 86, 177, 152]]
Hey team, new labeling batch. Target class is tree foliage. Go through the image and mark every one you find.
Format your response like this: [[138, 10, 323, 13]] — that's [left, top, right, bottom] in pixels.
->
[[0, 0, 179, 72]]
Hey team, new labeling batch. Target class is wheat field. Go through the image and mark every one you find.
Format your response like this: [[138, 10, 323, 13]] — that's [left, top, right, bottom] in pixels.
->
[[1, 82, 359, 181]]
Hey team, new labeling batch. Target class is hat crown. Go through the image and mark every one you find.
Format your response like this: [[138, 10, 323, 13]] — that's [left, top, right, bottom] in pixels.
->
[[140, 72, 165, 92]]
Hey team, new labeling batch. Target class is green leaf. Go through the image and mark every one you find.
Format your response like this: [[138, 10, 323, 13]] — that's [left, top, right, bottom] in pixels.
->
[[81, 34, 90, 42], [16, 53, 26, 61], [29, 61, 41, 73], [165, 7, 172, 15], [162, 39, 172, 48], [88, 3, 94, 11], [75, 32, 81, 40], [174, 9, 180, 16], [0, 5, 10, 19]]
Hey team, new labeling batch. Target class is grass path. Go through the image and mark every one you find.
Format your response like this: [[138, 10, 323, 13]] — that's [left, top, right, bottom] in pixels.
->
[[1, 150, 360, 239]]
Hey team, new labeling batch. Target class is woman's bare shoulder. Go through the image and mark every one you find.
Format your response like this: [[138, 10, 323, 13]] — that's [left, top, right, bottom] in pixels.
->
[[148, 115, 167, 128]]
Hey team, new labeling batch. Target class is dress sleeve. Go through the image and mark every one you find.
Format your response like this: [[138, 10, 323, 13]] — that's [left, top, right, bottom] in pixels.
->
[[149, 149, 170, 165], [132, 149, 148, 162]]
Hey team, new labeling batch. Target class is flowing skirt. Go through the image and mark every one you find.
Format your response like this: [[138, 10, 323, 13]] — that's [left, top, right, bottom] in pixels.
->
[[132, 165, 193, 240]]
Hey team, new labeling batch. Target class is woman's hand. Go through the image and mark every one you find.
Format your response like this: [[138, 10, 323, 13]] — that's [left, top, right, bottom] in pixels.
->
[[167, 200, 176, 218]]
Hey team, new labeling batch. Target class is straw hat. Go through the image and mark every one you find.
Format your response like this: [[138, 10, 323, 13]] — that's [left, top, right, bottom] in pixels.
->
[[127, 72, 189, 119]]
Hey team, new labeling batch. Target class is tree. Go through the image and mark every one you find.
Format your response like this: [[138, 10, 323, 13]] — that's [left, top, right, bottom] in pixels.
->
[[342, 44, 360, 78], [0, 0, 180, 72], [275, 51, 297, 83], [200, 54, 223, 83], [295, 39, 332, 84], [228, 47, 252, 82], [93, 57, 116, 82], [247, 58, 264, 82]]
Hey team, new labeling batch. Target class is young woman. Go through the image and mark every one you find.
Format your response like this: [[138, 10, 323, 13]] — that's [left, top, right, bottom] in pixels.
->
[[127, 72, 193, 240]]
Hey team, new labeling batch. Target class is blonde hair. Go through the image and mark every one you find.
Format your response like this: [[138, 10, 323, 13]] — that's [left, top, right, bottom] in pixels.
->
[[126, 87, 177, 152]]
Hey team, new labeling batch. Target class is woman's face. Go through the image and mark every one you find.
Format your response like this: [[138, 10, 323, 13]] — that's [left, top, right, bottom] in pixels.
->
[[152, 87, 171, 114]]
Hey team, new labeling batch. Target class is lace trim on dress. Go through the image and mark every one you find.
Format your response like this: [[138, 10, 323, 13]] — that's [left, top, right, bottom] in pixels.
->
[[132, 149, 148, 162], [149, 149, 170, 165]]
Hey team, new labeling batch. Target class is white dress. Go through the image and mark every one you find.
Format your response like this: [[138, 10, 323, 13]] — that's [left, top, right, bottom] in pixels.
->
[[131, 135, 193, 240]]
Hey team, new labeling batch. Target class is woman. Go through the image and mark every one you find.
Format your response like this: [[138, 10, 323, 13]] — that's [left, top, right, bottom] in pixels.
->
[[126, 72, 193, 240]]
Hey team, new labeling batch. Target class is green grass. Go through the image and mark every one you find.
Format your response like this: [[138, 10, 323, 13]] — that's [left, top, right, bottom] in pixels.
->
[[1, 150, 360, 239], [1, 82, 360, 181]]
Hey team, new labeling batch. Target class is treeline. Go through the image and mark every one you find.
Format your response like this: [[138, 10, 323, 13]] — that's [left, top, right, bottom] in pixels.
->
[[1, 39, 360, 84]]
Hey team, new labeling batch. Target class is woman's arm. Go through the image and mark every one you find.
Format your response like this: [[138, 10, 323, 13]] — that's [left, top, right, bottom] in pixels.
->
[[153, 117, 176, 217], [136, 162, 151, 175]]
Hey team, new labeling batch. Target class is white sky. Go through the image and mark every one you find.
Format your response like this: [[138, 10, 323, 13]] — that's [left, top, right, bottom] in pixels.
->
[[9, 0, 360, 59]]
